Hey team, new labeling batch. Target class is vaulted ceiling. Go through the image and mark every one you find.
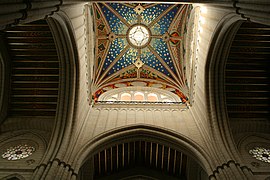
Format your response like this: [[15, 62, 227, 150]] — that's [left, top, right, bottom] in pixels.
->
[[92, 3, 193, 102], [225, 22, 270, 136], [2, 20, 59, 117]]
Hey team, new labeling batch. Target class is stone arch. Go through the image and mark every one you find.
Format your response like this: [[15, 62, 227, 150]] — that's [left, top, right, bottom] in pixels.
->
[[206, 14, 270, 167], [205, 12, 270, 179], [205, 13, 244, 162], [29, 12, 80, 179], [73, 125, 212, 177], [203, 12, 258, 179]]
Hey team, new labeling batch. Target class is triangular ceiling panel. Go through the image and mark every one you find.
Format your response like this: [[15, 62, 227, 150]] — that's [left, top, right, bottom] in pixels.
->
[[149, 38, 176, 75], [151, 5, 180, 35], [107, 47, 137, 76], [108, 3, 138, 25], [94, 4, 110, 36], [101, 38, 128, 74], [100, 3, 128, 34], [140, 47, 172, 78], [140, 4, 171, 25]]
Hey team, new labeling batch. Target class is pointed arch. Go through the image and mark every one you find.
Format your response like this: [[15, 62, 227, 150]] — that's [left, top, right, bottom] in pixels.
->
[[38, 12, 79, 163], [73, 125, 213, 176]]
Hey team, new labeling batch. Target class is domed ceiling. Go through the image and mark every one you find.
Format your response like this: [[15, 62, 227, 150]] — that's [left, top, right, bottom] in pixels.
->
[[92, 3, 192, 102]]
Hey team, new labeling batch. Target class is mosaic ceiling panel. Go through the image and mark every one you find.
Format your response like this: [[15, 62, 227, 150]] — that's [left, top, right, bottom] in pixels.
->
[[92, 3, 192, 102]]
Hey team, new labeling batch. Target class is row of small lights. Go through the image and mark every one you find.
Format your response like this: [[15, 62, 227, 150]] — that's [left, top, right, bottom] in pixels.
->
[[85, 5, 92, 106], [191, 6, 207, 104]]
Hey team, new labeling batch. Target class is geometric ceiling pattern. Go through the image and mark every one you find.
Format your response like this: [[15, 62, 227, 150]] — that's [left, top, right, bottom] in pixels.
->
[[92, 3, 192, 102]]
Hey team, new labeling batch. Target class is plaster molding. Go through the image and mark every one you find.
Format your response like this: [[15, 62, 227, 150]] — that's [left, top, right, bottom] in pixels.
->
[[93, 105, 188, 111]]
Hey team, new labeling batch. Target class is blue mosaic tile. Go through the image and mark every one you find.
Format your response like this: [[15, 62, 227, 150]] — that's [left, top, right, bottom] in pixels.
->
[[102, 38, 128, 72], [150, 38, 176, 74], [141, 47, 171, 77], [108, 3, 137, 25], [108, 48, 137, 76], [152, 5, 180, 35], [141, 4, 170, 25], [99, 3, 128, 34]]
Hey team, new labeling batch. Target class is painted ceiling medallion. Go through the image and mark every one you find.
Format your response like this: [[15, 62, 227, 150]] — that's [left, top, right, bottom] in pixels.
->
[[2, 144, 35, 161], [134, 4, 145, 14], [128, 24, 150, 48], [134, 58, 144, 69], [249, 147, 270, 163]]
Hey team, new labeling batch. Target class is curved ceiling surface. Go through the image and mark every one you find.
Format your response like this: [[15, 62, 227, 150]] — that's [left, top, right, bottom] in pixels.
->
[[92, 3, 192, 103]]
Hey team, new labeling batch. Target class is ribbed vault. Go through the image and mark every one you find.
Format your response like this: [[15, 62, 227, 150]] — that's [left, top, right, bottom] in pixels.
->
[[91, 3, 193, 103]]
